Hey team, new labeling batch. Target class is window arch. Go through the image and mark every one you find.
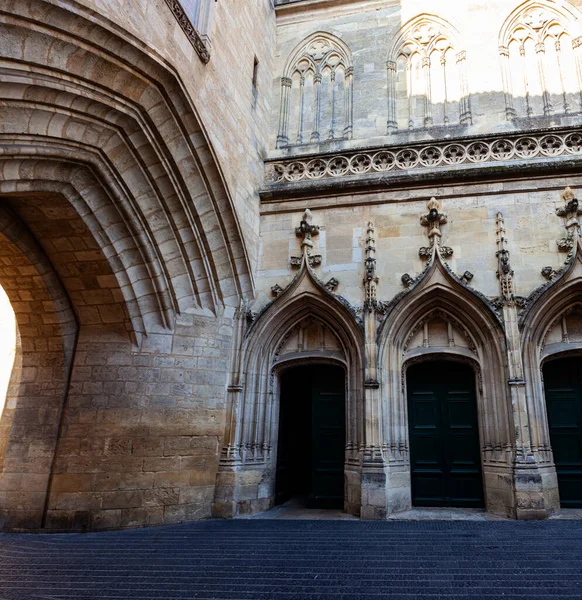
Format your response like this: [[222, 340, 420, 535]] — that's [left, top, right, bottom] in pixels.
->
[[276, 33, 353, 148], [387, 15, 472, 132], [499, 0, 582, 119]]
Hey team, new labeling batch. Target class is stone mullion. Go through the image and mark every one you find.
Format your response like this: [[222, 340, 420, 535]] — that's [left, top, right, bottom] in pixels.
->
[[519, 43, 533, 117], [296, 74, 305, 144], [499, 45, 517, 120], [535, 42, 553, 116], [407, 60, 414, 129], [343, 66, 354, 139], [572, 36, 582, 111], [554, 39, 570, 114], [386, 60, 398, 133], [328, 70, 336, 139], [276, 77, 292, 148], [456, 51, 472, 124], [251, 368, 265, 458], [422, 55, 433, 126], [441, 53, 449, 125], [310, 73, 322, 143]]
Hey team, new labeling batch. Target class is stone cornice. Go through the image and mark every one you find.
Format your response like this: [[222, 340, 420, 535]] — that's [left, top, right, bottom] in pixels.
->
[[164, 0, 210, 64], [263, 128, 582, 197]]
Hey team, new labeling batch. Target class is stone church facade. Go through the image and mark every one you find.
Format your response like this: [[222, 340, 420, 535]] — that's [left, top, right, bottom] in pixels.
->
[[1, 0, 582, 530]]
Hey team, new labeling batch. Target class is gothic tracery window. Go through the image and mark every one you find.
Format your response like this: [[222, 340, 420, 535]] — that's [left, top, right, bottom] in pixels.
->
[[499, 0, 582, 119], [387, 16, 471, 133], [276, 34, 353, 148]]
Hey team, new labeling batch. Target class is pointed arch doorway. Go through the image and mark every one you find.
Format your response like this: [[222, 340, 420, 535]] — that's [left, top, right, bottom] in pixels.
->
[[276, 364, 346, 509], [407, 360, 484, 508], [543, 356, 582, 508]]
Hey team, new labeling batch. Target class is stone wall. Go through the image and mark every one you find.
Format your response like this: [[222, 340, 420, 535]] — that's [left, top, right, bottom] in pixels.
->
[[68, 0, 277, 268], [45, 312, 233, 531], [271, 0, 582, 152]]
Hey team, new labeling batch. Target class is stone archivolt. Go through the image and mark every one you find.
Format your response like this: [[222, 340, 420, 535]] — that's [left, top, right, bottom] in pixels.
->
[[265, 128, 582, 186]]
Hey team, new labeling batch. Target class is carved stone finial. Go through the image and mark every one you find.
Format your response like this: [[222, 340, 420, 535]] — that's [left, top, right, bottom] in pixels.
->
[[495, 211, 515, 302], [364, 222, 380, 310], [295, 209, 319, 250], [291, 209, 321, 267], [419, 198, 451, 259], [555, 187, 581, 258]]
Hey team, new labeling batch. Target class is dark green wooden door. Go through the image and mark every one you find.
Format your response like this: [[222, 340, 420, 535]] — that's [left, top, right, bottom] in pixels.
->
[[407, 360, 484, 508], [276, 364, 345, 508], [310, 366, 345, 508], [543, 358, 582, 508]]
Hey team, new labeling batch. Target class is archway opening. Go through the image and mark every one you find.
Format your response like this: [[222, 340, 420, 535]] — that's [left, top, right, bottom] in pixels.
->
[[543, 356, 582, 508], [407, 360, 484, 508], [276, 364, 345, 509], [0, 284, 16, 457]]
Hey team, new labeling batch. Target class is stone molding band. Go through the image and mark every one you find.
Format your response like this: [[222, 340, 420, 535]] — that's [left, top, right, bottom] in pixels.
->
[[265, 129, 582, 184]]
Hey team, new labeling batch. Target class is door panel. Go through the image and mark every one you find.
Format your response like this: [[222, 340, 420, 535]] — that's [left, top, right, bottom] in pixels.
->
[[276, 364, 345, 509], [311, 368, 345, 508], [407, 360, 484, 508], [543, 358, 582, 508]]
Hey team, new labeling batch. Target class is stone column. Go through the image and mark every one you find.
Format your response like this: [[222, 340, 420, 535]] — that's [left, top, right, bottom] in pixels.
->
[[456, 51, 472, 124], [535, 42, 553, 116], [572, 36, 582, 112], [441, 53, 449, 125], [343, 67, 353, 139], [360, 223, 390, 519], [296, 74, 305, 144], [310, 73, 322, 143], [554, 39, 570, 114], [276, 77, 292, 148], [520, 43, 533, 117], [213, 303, 246, 518], [386, 60, 398, 133], [422, 55, 433, 126], [328, 70, 336, 140], [495, 213, 548, 519], [499, 46, 517, 120]]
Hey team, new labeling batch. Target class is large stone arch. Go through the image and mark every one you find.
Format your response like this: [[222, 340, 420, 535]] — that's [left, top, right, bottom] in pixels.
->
[[214, 259, 365, 517], [377, 251, 516, 516], [0, 0, 253, 531], [0, 0, 253, 315], [0, 206, 77, 530], [520, 239, 582, 512]]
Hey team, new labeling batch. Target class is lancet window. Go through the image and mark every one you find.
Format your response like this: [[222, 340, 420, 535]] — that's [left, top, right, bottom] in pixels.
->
[[499, 1, 582, 119], [276, 34, 353, 148], [387, 16, 471, 132]]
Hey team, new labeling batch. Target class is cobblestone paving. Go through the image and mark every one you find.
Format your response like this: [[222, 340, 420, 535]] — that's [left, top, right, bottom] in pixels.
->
[[0, 519, 581, 599]]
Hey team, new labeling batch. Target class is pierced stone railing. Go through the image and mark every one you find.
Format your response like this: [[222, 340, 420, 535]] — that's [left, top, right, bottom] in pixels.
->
[[264, 129, 582, 185]]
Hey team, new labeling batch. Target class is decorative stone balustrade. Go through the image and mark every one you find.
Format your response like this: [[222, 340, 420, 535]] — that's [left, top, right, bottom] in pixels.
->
[[265, 129, 582, 186]]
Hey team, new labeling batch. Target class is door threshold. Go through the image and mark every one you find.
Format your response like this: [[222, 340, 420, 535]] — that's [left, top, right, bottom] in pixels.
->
[[388, 507, 509, 521], [236, 498, 358, 520]]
